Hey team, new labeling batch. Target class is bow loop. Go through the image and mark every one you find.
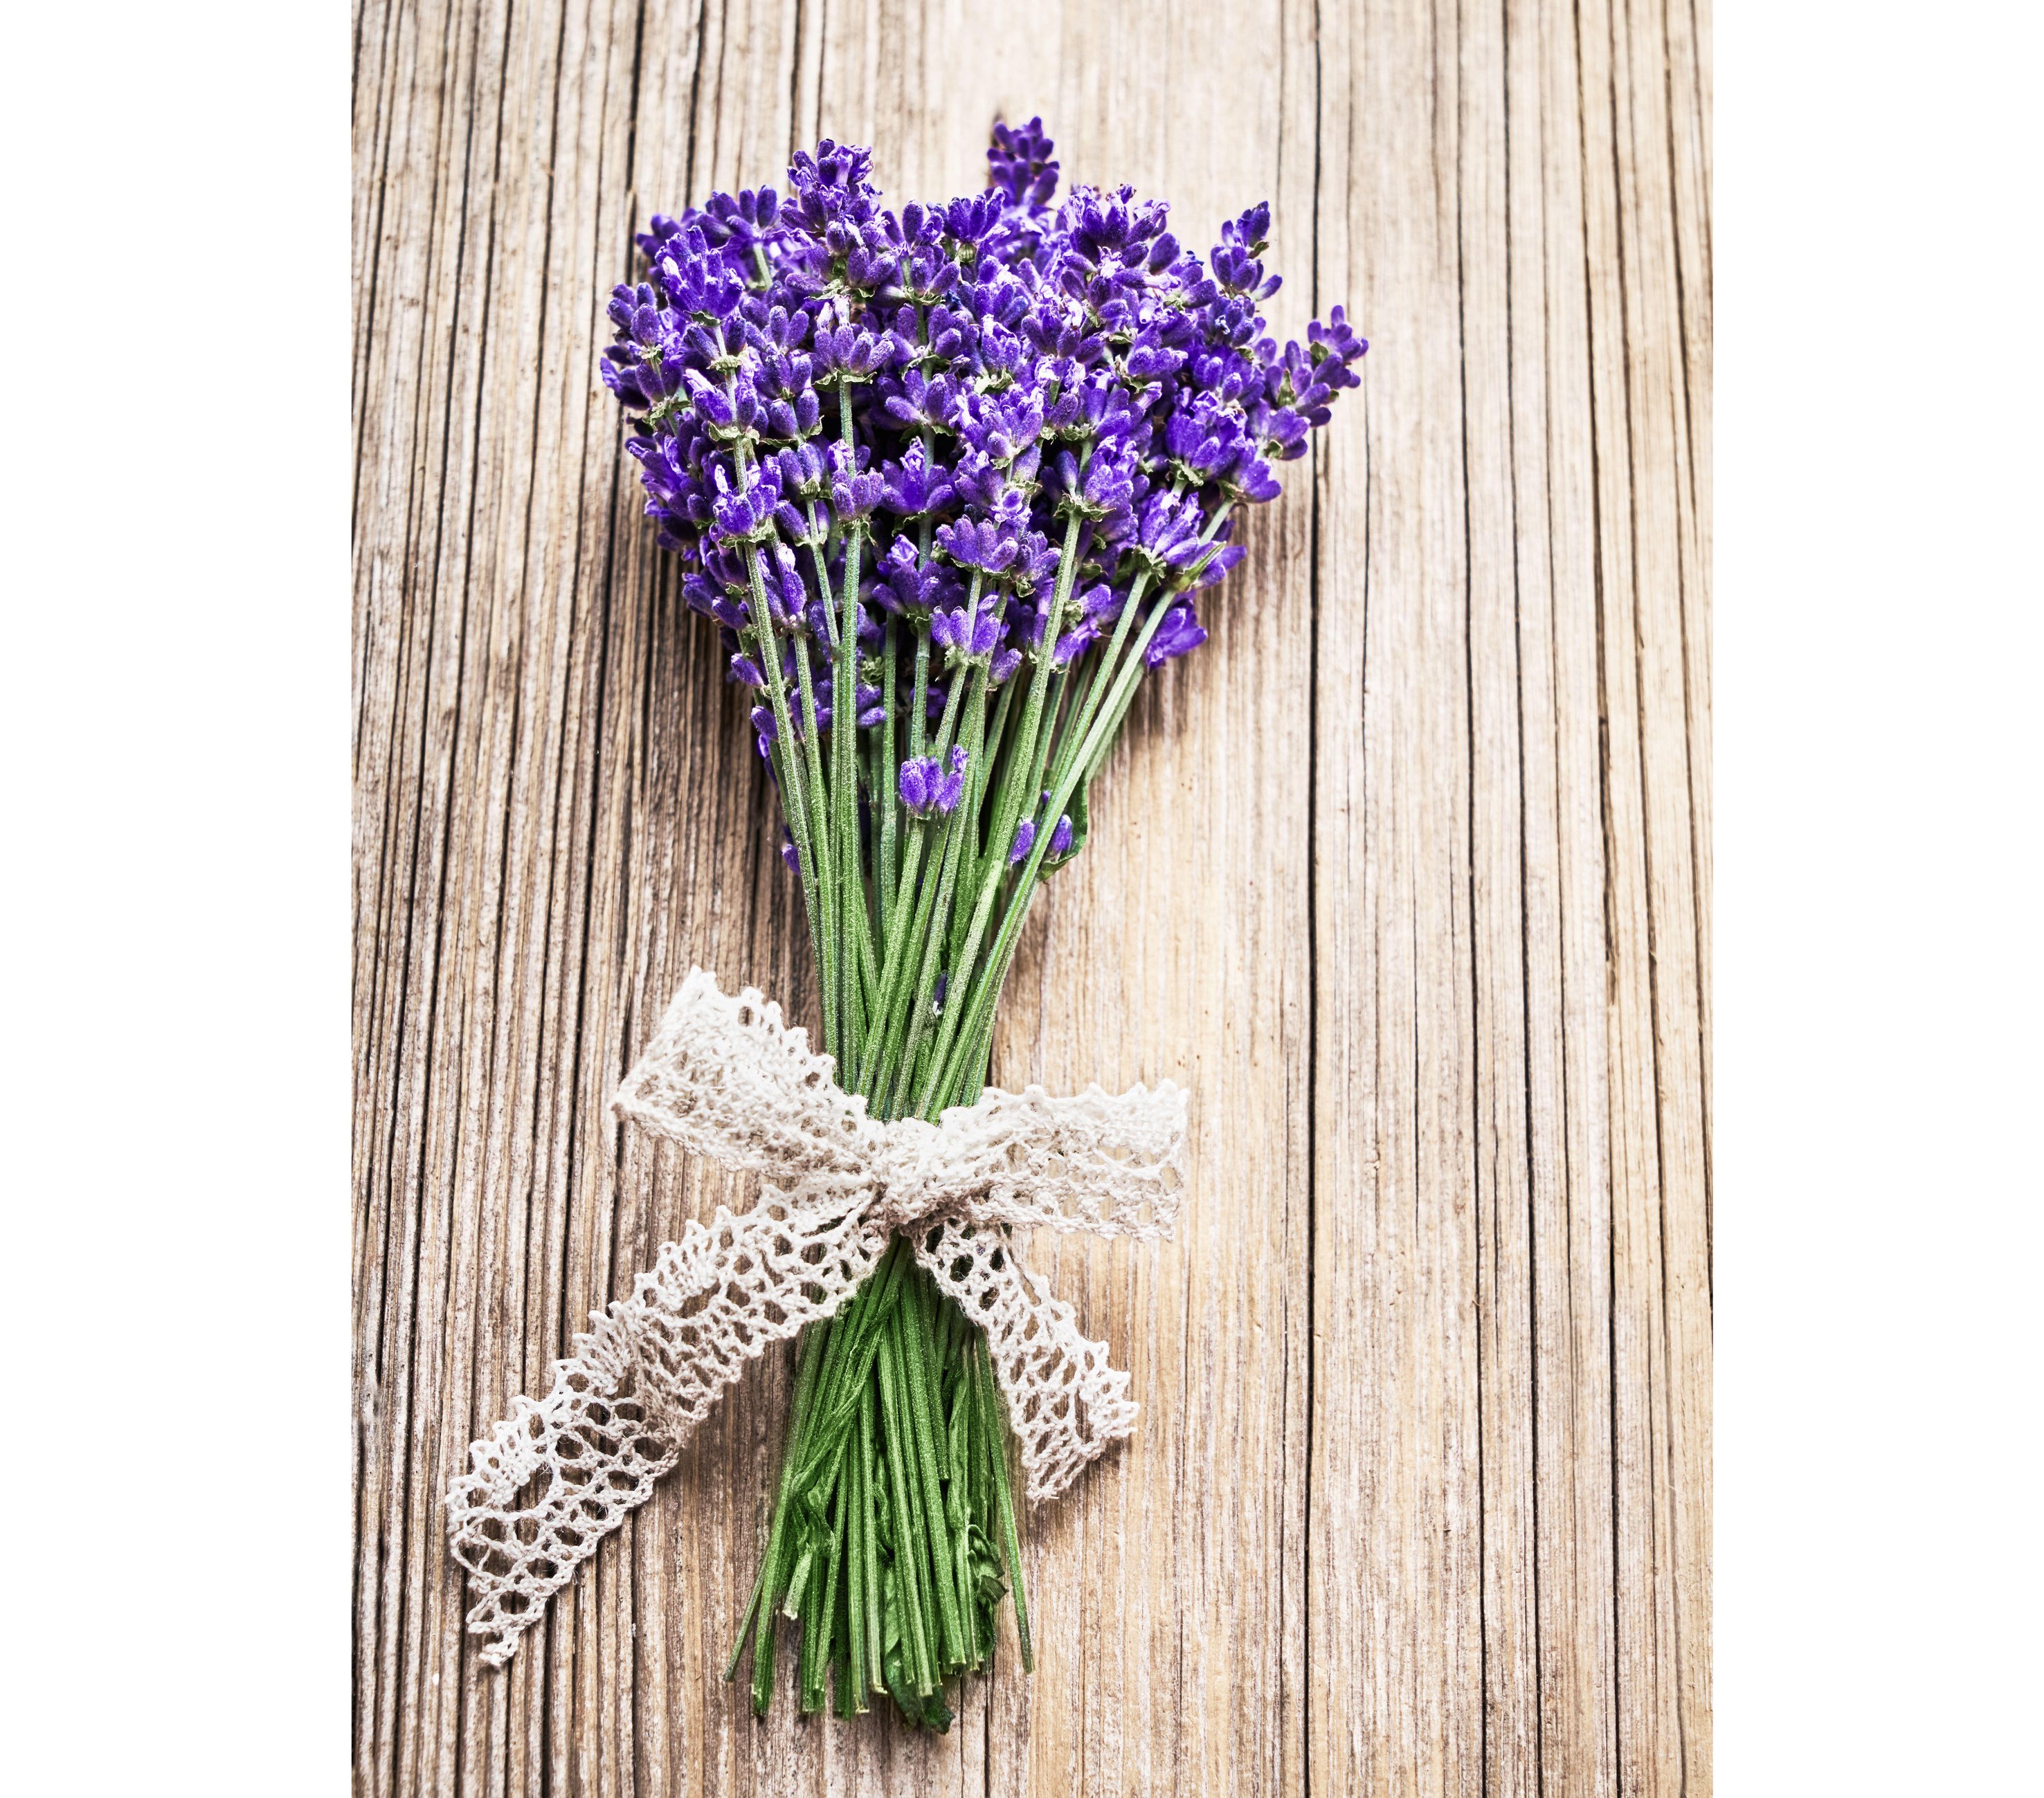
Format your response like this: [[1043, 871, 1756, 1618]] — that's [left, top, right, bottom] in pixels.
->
[[612, 967, 885, 1193], [899, 1082, 1189, 1237]]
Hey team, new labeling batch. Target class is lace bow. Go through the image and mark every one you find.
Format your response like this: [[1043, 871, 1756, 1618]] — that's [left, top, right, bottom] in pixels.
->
[[444, 968, 1189, 1668]]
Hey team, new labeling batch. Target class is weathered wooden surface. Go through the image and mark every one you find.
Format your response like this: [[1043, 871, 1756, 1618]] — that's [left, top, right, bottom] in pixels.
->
[[351, 0, 1712, 1790]]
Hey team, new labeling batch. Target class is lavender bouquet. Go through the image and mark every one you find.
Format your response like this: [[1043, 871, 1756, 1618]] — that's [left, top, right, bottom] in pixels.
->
[[446, 119, 1362, 1728]]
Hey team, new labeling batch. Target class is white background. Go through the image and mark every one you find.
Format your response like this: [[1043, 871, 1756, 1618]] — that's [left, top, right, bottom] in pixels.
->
[[1717, 1, 2044, 1786], [0, 1, 2036, 1788]]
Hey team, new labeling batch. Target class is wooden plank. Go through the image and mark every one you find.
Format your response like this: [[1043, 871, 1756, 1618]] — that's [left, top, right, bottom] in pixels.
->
[[1575, 0, 1714, 1786], [1308, 2, 1486, 1790], [1459, 0, 1544, 1790], [352, 0, 502, 1789], [1604, 0, 1715, 1783], [351, 0, 1713, 1790], [1507, 0, 1622, 1789]]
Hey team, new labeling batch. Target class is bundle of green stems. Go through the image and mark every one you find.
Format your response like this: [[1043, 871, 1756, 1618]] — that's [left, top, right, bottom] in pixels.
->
[[732, 463, 1203, 1725]]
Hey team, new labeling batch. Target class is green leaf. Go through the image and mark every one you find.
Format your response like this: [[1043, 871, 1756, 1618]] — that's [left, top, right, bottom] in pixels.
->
[[968, 1522, 1009, 1608]]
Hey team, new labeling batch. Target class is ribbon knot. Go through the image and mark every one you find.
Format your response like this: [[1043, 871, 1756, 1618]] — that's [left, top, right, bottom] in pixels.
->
[[445, 968, 1189, 1668]]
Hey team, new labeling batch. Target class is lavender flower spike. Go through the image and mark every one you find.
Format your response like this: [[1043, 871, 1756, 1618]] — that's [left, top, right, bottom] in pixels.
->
[[901, 744, 968, 819]]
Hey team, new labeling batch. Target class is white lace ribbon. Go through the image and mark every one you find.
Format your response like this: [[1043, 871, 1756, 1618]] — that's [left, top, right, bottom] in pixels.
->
[[444, 968, 1189, 1668]]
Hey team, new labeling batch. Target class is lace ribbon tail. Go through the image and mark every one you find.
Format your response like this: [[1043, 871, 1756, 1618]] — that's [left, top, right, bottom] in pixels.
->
[[911, 1216, 1141, 1504], [444, 1306, 674, 1669], [445, 1188, 885, 1667]]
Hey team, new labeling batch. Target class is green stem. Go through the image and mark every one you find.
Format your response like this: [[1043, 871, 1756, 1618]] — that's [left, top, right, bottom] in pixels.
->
[[858, 644, 979, 1097], [788, 632, 838, 1054], [930, 592, 1176, 1107], [858, 1382, 885, 1692], [843, 1397, 868, 1710], [883, 666, 989, 1116], [832, 383, 873, 1065], [743, 1318, 827, 1713], [809, 1471, 847, 1711], [948, 676, 1013, 971], [957, 678, 1020, 925], [878, 615, 899, 946], [858, 819, 934, 1096], [975, 1332, 1033, 1673], [1037, 487, 1211, 806], [787, 1238, 906, 1503], [898, 1271, 968, 1669], [875, 1330, 937, 1695], [904, 522, 1084, 1117], [745, 547, 829, 1042], [909, 624, 932, 763], [943, 970, 1005, 1113], [979, 516, 1084, 905]]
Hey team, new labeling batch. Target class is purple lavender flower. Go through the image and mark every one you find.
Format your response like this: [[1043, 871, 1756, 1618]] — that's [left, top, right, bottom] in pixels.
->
[[1008, 819, 1036, 864], [934, 517, 1018, 576], [987, 116, 1058, 213], [707, 460, 780, 544], [1309, 305, 1369, 371], [880, 366, 962, 435], [604, 118, 1364, 956], [829, 440, 885, 521], [1144, 601, 1209, 667], [1191, 539, 1248, 589], [878, 439, 957, 517], [701, 185, 781, 254], [1163, 401, 1247, 486], [898, 755, 939, 815], [960, 390, 1045, 467], [786, 140, 881, 231], [936, 744, 968, 812], [649, 223, 746, 320], [900, 744, 968, 818], [1051, 619, 1098, 666], [812, 311, 896, 387], [1211, 203, 1282, 302], [929, 593, 1005, 659], [871, 536, 955, 619], [687, 367, 764, 443], [1049, 442, 1138, 527], [1004, 529, 1060, 597], [1224, 453, 1281, 505], [766, 545, 811, 621]]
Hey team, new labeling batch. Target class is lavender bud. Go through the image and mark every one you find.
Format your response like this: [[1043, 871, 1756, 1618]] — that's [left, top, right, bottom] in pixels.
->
[[898, 755, 941, 818], [934, 744, 968, 815]]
